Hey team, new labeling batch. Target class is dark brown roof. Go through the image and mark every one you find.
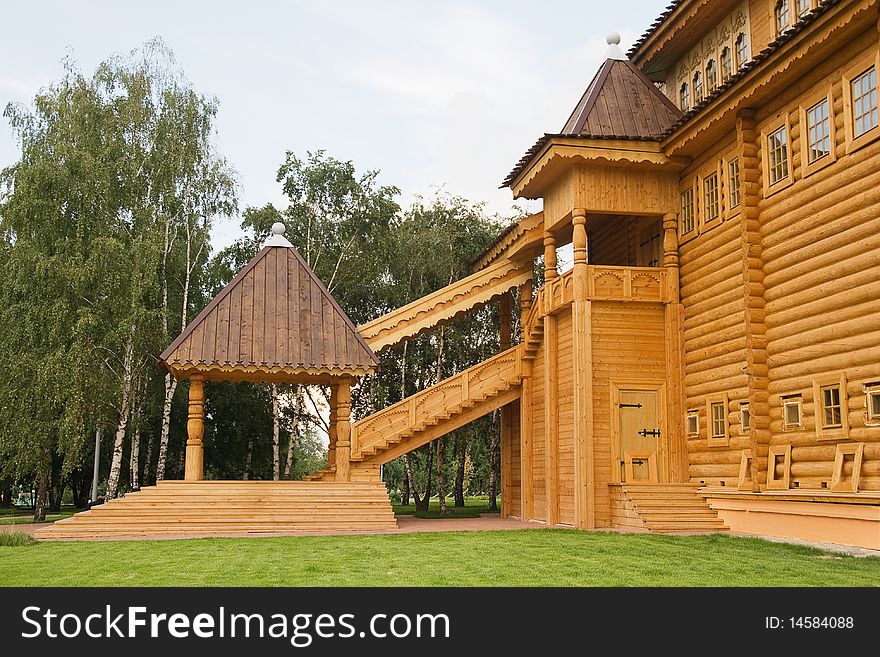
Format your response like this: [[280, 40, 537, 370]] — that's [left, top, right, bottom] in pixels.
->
[[627, 1, 685, 59], [160, 243, 378, 379], [502, 56, 681, 188], [561, 58, 681, 138]]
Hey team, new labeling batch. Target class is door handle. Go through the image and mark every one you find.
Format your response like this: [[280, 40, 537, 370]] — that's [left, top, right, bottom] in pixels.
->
[[638, 429, 661, 437]]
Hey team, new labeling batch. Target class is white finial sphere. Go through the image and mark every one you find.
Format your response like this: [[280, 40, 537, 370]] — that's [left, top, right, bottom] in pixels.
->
[[607, 32, 621, 46], [271, 222, 285, 236]]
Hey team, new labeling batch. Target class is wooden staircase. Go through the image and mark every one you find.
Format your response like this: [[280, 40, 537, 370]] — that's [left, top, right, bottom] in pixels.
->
[[306, 346, 523, 481], [358, 258, 532, 352], [33, 480, 397, 539], [611, 483, 729, 534]]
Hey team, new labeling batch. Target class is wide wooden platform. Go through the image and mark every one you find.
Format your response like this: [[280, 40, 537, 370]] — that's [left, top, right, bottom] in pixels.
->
[[33, 480, 397, 540], [610, 483, 729, 534]]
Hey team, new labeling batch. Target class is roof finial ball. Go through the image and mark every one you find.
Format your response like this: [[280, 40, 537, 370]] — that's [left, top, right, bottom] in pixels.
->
[[605, 31, 627, 61], [271, 221, 286, 236], [264, 220, 293, 248]]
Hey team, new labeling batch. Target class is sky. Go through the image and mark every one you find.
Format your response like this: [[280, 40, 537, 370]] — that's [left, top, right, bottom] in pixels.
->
[[0, 0, 668, 252]]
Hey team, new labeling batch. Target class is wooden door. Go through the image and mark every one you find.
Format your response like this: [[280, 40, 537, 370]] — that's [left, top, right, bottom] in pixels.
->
[[637, 222, 662, 268], [618, 389, 661, 483]]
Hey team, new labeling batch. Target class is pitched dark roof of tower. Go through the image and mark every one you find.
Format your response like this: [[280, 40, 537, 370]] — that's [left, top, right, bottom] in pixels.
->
[[503, 56, 681, 188], [160, 241, 378, 379]]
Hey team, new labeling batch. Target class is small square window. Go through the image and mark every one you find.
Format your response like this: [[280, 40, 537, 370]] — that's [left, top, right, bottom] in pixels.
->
[[686, 410, 699, 436], [740, 403, 751, 432], [865, 384, 880, 425], [813, 374, 849, 439], [782, 396, 802, 430], [705, 395, 728, 445]]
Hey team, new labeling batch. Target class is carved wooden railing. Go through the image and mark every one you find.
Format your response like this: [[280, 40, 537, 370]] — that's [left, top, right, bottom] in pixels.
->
[[352, 345, 522, 459], [358, 258, 532, 352], [522, 266, 667, 357]]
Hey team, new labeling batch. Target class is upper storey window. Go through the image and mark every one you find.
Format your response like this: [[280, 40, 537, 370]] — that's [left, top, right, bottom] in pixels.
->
[[680, 82, 690, 111], [806, 98, 831, 162], [680, 188, 695, 234], [720, 48, 732, 82], [796, 0, 812, 18], [735, 33, 749, 69], [775, 1, 791, 36], [706, 59, 717, 91], [768, 126, 789, 185], [852, 67, 878, 138], [693, 70, 703, 103]]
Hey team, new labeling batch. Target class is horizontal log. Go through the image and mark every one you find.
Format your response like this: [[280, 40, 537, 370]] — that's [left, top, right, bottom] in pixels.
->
[[764, 271, 880, 324], [765, 297, 878, 341]]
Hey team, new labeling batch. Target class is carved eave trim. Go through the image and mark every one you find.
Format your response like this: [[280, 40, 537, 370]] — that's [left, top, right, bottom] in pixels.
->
[[165, 361, 374, 383], [511, 138, 688, 200], [662, 0, 863, 154], [471, 212, 546, 272]]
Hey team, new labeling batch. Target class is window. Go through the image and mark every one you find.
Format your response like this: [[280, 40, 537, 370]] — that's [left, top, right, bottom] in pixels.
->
[[806, 98, 831, 163], [782, 395, 802, 430], [865, 383, 880, 425], [706, 59, 717, 91], [767, 126, 789, 185], [687, 410, 699, 436], [680, 82, 690, 111], [796, 0, 811, 17], [735, 33, 749, 69], [820, 384, 843, 429], [680, 188, 695, 234], [740, 403, 751, 432], [728, 158, 741, 209], [703, 172, 719, 221], [711, 402, 726, 438], [813, 374, 849, 439], [775, 0, 790, 36], [852, 67, 878, 138], [720, 47, 732, 82], [693, 70, 703, 103], [706, 394, 728, 445]]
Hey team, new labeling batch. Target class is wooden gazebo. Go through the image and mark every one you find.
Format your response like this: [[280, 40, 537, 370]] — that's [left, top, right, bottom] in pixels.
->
[[159, 222, 379, 482]]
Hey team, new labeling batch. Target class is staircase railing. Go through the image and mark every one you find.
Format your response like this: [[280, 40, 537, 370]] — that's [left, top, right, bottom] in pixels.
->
[[352, 345, 522, 458]]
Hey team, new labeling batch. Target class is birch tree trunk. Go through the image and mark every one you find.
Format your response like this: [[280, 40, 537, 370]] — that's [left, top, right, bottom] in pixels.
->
[[487, 414, 499, 512], [437, 438, 447, 514], [402, 466, 411, 505], [272, 384, 281, 480], [129, 377, 145, 489], [454, 433, 466, 507], [283, 390, 301, 479], [243, 435, 254, 480], [106, 333, 135, 499]]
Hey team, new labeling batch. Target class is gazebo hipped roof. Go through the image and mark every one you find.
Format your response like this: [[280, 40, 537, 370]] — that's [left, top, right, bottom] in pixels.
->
[[160, 231, 379, 383]]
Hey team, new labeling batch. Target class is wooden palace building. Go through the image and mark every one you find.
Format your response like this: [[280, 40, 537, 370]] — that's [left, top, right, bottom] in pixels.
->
[[40, 0, 879, 548]]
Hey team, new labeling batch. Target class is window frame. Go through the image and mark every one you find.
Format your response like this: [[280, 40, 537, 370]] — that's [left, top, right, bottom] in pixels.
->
[[740, 402, 751, 434], [720, 47, 732, 83], [686, 409, 700, 437], [705, 58, 717, 92], [693, 70, 703, 104], [799, 86, 837, 178], [735, 33, 749, 70], [864, 383, 880, 426], [725, 155, 742, 219], [702, 169, 720, 226], [761, 117, 794, 196], [842, 51, 880, 154], [795, 0, 812, 18], [812, 373, 849, 441], [679, 182, 696, 240], [782, 395, 803, 431], [679, 82, 690, 112], [705, 393, 729, 447], [775, 0, 791, 37]]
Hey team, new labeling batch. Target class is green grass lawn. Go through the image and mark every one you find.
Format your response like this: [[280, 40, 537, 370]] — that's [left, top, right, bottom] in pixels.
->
[[0, 507, 80, 525], [0, 529, 878, 586], [393, 496, 498, 518]]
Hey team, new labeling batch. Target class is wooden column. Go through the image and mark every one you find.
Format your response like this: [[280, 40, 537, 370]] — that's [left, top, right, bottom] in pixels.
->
[[499, 291, 514, 517], [334, 376, 352, 482], [737, 109, 770, 491], [184, 375, 205, 481], [328, 385, 338, 468], [663, 212, 687, 482], [543, 232, 558, 281], [519, 280, 534, 521], [571, 209, 595, 529], [544, 308, 559, 526]]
